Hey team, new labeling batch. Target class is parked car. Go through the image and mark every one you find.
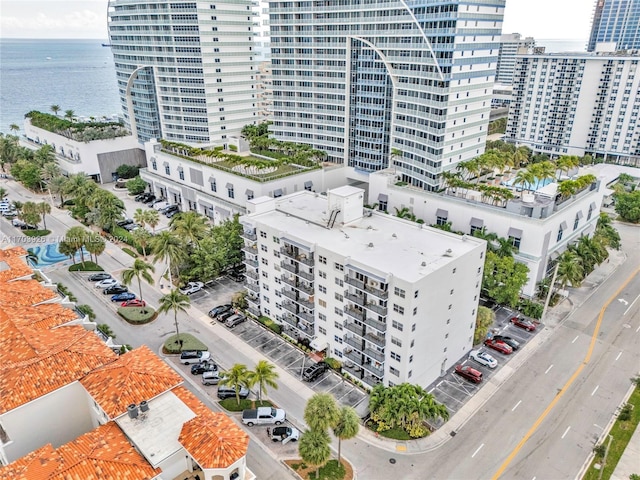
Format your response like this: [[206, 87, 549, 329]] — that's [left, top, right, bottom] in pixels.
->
[[454, 364, 483, 383], [163, 205, 180, 216], [88, 273, 111, 282], [135, 192, 153, 202], [158, 204, 178, 214], [95, 278, 119, 289], [225, 314, 246, 328], [121, 299, 146, 307], [180, 350, 211, 365], [116, 218, 134, 227], [484, 338, 514, 355], [11, 218, 26, 228], [20, 223, 37, 230], [270, 426, 299, 444], [209, 304, 232, 318], [302, 361, 329, 382], [165, 209, 181, 219], [152, 201, 171, 211], [190, 361, 218, 375], [201, 371, 220, 386], [2, 209, 17, 217], [469, 349, 498, 369], [493, 335, 520, 350], [510, 316, 537, 332], [241, 407, 285, 426], [104, 285, 129, 295], [217, 310, 236, 323], [180, 281, 204, 295], [217, 386, 249, 400], [111, 292, 136, 302], [142, 194, 156, 204], [229, 272, 245, 282]]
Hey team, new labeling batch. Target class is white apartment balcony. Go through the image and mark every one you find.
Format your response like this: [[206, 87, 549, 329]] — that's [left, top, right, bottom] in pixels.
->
[[345, 292, 388, 316], [281, 262, 314, 281], [344, 275, 388, 299]]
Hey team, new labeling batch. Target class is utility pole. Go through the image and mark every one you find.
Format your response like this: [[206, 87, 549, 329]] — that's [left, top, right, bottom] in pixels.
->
[[598, 434, 613, 480], [541, 260, 560, 322]]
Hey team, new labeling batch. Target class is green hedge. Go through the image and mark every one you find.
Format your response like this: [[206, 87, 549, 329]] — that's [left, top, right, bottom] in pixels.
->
[[117, 307, 157, 325], [219, 398, 272, 412], [163, 333, 208, 353], [324, 357, 342, 371], [122, 247, 138, 258], [258, 316, 282, 334], [69, 261, 103, 272], [23, 229, 50, 237]]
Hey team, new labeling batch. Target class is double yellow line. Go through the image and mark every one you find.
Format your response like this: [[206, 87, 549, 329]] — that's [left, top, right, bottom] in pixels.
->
[[491, 268, 640, 479]]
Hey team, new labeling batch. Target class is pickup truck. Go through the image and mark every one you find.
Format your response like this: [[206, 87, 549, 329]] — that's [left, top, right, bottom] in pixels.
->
[[241, 407, 286, 427]]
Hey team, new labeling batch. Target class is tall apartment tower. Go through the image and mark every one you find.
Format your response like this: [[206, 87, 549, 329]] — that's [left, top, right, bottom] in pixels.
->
[[496, 33, 536, 85], [505, 51, 640, 162], [268, 1, 505, 191], [107, 0, 259, 145], [588, 0, 640, 52]]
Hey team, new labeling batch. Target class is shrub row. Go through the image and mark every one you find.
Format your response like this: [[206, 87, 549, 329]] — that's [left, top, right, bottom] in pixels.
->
[[257, 316, 282, 334]]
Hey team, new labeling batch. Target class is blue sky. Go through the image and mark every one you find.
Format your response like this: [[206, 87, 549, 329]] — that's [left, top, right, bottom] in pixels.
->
[[0, 0, 593, 40]]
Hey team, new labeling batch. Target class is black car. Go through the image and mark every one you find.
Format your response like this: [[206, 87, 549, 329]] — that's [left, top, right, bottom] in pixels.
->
[[209, 304, 232, 318], [493, 335, 520, 351], [229, 272, 244, 282], [166, 209, 181, 218], [302, 361, 329, 382], [217, 310, 236, 322], [164, 205, 180, 217], [88, 273, 112, 282], [116, 218, 134, 227], [123, 223, 140, 231], [20, 224, 38, 230], [217, 386, 249, 400], [142, 194, 156, 204], [135, 192, 152, 202], [190, 361, 218, 375], [103, 285, 128, 295]]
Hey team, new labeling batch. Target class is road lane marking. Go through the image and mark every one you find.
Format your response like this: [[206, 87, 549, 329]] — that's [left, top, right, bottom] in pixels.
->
[[624, 293, 639, 315], [636, 325, 640, 333], [545, 364, 554, 374], [615, 352, 622, 362], [572, 335, 579, 343], [512, 400, 522, 412], [561, 426, 571, 439], [471, 443, 484, 458], [591, 385, 599, 396], [491, 267, 640, 480]]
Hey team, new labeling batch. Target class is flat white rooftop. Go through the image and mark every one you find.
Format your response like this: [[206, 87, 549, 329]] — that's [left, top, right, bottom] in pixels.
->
[[116, 390, 195, 468], [248, 191, 485, 283]]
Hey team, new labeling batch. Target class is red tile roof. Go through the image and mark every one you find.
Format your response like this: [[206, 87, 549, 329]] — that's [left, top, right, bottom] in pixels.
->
[[0, 246, 31, 283], [0, 279, 58, 307], [174, 386, 249, 469], [0, 423, 160, 480], [81, 345, 183, 418], [6, 303, 79, 330]]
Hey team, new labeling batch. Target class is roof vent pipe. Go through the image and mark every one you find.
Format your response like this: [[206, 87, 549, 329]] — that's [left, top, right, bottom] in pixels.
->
[[139, 400, 149, 413], [127, 404, 139, 419]]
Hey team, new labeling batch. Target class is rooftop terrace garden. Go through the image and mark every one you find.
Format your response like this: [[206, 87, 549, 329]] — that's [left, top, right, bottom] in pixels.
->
[[25, 111, 129, 142]]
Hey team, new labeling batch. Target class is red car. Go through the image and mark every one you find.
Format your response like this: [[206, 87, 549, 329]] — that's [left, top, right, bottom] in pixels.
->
[[121, 299, 146, 307], [510, 316, 536, 332], [454, 365, 483, 383], [484, 338, 514, 355]]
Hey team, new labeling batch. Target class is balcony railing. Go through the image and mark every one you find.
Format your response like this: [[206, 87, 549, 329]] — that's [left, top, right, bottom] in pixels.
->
[[280, 247, 314, 266], [241, 230, 257, 241], [242, 245, 258, 256], [344, 350, 364, 367], [281, 314, 298, 328], [361, 361, 385, 378], [344, 321, 364, 337], [281, 289, 314, 309], [344, 275, 388, 299], [343, 349, 384, 377], [244, 259, 259, 268], [281, 262, 314, 281], [345, 293, 387, 316], [361, 374, 384, 387], [246, 306, 261, 318], [364, 332, 386, 348], [246, 295, 260, 306], [364, 316, 387, 333], [245, 270, 259, 280], [280, 275, 314, 294], [245, 283, 259, 293]]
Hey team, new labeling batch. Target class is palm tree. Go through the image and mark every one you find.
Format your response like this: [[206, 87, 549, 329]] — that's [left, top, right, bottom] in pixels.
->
[[21, 201, 41, 228], [304, 393, 340, 432], [219, 363, 250, 405], [37, 202, 51, 230], [247, 360, 279, 403], [512, 169, 535, 193], [556, 251, 584, 290], [65, 226, 89, 266], [170, 211, 208, 246], [9, 124, 20, 134], [85, 234, 106, 264], [133, 208, 147, 229], [132, 228, 152, 257], [51, 105, 61, 116], [48, 175, 67, 206], [145, 208, 160, 233], [299, 430, 332, 479], [151, 230, 186, 286], [122, 259, 155, 306], [0, 187, 6, 200], [64, 109, 75, 121], [59, 239, 78, 264], [332, 406, 359, 464], [158, 289, 191, 350]]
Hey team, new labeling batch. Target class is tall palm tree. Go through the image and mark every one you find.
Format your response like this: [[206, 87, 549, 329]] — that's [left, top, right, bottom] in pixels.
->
[[219, 363, 250, 405], [332, 406, 359, 464], [304, 393, 340, 432], [151, 230, 186, 286], [122, 259, 155, 306], [158, 289, 190, 350], [556, 251, 584, 290], [50, 105, 61, 116], [144, 208, 160, 233], [48, 175, 67, 206], [247, 360, 279, 403], [133, 208, 147, 230], [299, 429, 332, 479], [9, 124, 20, 134], [512, 169, 535, 193], [64, 109, 75, 121], [66, 226, 89, 266], [132, 228, 152, 257], [170, 211, 208, 246], [37, 202, 51, 230], [85, 234, 105, 264]]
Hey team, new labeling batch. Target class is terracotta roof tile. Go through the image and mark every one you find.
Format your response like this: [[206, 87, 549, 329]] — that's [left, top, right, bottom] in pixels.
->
[[0, 246, 31, 283], [174, 387, 249, 469], [0, 279, 58, 307], [0, 423, 160, 480], [81, 345, 183, 418], [6, 303, 79, 330], [0, 317, 116, 414]]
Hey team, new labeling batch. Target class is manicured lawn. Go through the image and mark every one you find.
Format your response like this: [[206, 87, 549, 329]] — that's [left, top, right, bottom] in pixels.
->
[[69, 261, 103, 272], [365, 420, 413, 440], [163, 333, 208, 353], [286, 459, 353, 480], [583, 386, 640, 480], [218, 398, 273, 412], [22, 229, 50, 237], [117, 307, 157, 325], [122, 247, 138, 258]]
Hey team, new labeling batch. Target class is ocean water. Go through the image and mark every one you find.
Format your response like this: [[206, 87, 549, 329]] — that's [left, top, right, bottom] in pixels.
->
[[0, 39, 122, 135]]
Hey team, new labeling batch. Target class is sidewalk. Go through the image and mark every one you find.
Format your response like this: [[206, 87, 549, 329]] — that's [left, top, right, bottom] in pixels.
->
[[355, 246, 628, 454], [610, 422, 640, 480]]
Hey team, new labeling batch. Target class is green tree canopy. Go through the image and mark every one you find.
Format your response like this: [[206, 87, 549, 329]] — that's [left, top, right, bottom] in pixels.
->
[[298, 429, 332, 479], [219, 363, 250, 405], [481, 251, 529, 307], [247, 360, 279, 402], [614, 190, 640, 223], [304, 393, 340, 432]]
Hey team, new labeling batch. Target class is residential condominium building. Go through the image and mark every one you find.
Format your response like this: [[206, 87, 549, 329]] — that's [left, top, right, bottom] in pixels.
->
[[107, 0, 259, 145], [140, 138, 347, 223], [0, 247, 253, 480], [268, 0, 505, 190], [496, 33, 536, 85], [588, 0, 640, 52], [505, 51, 640, 162], [367, 168, 605, 298], [240, 186, 486, 389]]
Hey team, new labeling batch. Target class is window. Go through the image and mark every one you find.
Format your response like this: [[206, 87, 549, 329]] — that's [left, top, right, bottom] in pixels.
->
[[261, 271, 268, 278], [391, 336, 402, 347], [452, 268, 456, 274], [392, 320, 404, 331], [394, 287, 406, 298], [319, 255, 327, 264], [247, 190, 254, 200], [450, 289, 454, 295], [409, 355, 413, 363], [272, 236, 280, 244], [573, 213, 580, 230], [509, 235, 521, 249], [393, 304, 404, 315], [587, 204, 594, 220], [319, 313, 326, 321], [414, 290, 419, 298], [319, 326, 326, 335], [260, 244, 268, 252], [262, 295, 269, 303], [412, 323, 416, 332], [228, 186, 234, 199], [334, 262, 344, 271], [334, 292, 343, 302], [413, 307, 417, 315], [151, 159, 157, 170], [410, 339, 414, 348], [378, 200, 388, 212], [319, 271, 327, 279], [274, 250, 280, 258], [436, 215, 448, 226], [210, 179, 216, 192], [165, 164, 171, 175], [319, 299, 327, 308], [261, 258, 268, 266], [448, 304, 452, 310], [178, 169, 185, 180], [390, 352, 401, 361], [318, 285, 327, 294], [335, 277, 344, 287], [334, 321, 343, 330], [334, 335, 343, 344], [557, 225, 564, 241], [408, 370, 412, 378], [260, 231, 267, 238], [389, 366, 400, 376], [262, 283, 269, 290]]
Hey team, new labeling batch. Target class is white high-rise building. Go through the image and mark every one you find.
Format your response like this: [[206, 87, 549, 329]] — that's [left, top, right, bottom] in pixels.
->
[[107, 0, 259, 145], [268, 0, 505, 190], [240, 186, 486, 388], [506, 51, 640, 162], [496, 33, 536, 85]]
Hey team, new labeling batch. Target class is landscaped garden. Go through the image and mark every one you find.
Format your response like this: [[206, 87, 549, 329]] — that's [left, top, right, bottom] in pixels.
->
[[162, 333, 207, 354]]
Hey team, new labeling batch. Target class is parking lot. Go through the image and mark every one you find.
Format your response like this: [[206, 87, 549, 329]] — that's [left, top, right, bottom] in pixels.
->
[[426, 305, 542, 427]]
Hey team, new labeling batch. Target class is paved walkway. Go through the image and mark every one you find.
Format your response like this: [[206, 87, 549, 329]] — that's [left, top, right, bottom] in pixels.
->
[[610, 420, 640, 480]]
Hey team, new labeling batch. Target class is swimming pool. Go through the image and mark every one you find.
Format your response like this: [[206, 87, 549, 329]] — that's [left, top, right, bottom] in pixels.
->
[[501, 176, 553, 190]]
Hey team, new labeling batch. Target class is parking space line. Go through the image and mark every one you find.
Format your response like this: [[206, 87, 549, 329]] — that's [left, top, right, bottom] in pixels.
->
[[471, 444, 484, 458], [511, 400, 522, 412], [591, 385, 599, 396], [572, 335, 579, 344], [615, 352, 622, 362], [544, 364, 553, 374], [624, 293, 639, 315], [561, 426, 571, 439]]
